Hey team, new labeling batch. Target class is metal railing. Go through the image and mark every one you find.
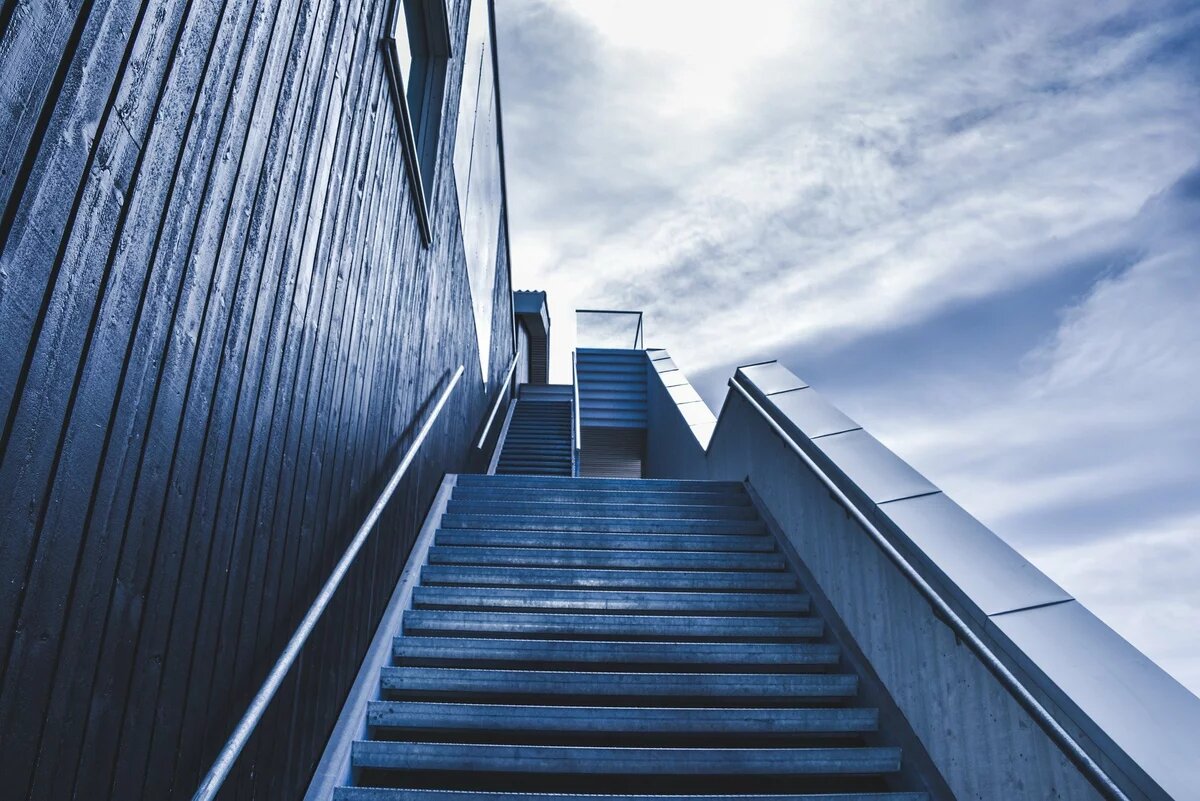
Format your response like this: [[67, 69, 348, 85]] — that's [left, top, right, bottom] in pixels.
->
[[727, 376, 1131, 801], [576, 309, 644, 350], [192, 365, 466, 801], [571, 351, 582, 475], [475, 350, 521, 449]]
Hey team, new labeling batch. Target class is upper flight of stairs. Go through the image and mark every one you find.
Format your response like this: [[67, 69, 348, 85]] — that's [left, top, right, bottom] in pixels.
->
[[494, 385, 574, 476], [330, 473, 932, 801]]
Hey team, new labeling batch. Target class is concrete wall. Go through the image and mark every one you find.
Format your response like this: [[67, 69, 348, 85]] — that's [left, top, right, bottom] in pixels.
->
[[644, 353, 707, 480], [640, 355, 1199, 801]]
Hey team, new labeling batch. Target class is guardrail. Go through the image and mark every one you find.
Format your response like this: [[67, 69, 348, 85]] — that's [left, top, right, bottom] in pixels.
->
[[192, 365, 466, 801], [475, 350, 521, 449], [727, 375, 1130, 801]]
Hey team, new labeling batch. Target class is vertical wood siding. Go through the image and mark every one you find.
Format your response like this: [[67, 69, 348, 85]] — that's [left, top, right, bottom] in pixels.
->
[[0, 0, 515, 796]]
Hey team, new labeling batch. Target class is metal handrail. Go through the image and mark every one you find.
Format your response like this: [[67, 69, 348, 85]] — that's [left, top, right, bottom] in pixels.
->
[[571, 351, 582, 447], [475, 350, 521, 449], [193, 365, 466, 801], [728, 377, 1131, 801]]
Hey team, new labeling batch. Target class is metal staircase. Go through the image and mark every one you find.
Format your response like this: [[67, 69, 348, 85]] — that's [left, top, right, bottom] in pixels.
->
[[494, 385, 575, 476], [328, 473, 932, 800]]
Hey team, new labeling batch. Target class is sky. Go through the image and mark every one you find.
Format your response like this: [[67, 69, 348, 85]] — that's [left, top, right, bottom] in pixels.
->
[[492, 0, 1200, 694]]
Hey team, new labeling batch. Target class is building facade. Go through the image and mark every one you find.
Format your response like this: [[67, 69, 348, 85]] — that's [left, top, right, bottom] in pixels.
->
[[0, 0, 515, 797]]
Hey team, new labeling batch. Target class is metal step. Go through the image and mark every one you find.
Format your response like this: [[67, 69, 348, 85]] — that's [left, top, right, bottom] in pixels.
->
[[425, 546, 786, 571], [401, 610, 823, 640], [410, 586, 809, 613], [454, 475, 744, 493], [419, 565, 800, 591], [444, 500, 760, 521], [432, 530, 775, 553], [392, 637, 838, 669], [367, 702, 878, 736], [379, 667, 859, 701], [351, 741, 899, 775], [450, 486, 751, 506], [438, 515, 766, 535]]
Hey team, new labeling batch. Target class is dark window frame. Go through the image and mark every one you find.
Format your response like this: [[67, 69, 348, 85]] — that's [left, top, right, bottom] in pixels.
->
[[383, 0, 452, 245]]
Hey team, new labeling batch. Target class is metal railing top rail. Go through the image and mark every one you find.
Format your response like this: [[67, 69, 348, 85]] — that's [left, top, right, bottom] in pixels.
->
[[192, 365, 466, 801], [727, 375, 1131, 801], [476, 350, 521, 449], [575, 309, 644, 350]]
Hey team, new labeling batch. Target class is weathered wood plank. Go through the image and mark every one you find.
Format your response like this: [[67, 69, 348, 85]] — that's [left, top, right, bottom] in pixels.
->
[[0, 0, 516, 797]]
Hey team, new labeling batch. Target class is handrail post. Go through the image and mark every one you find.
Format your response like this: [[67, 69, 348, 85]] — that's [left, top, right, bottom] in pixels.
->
[[192, 365, 465, 801]]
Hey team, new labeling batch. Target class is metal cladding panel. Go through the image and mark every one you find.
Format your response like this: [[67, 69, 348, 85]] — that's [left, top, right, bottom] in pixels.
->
[[991, 600, 1200, 801], [658, 369, 690, 388], [811, 428, 939, 504], [666, 382, 704, 405], [768, 387, 861, 440], [676, 400, 717, 426], [736, 361, 809, 395], [878, 492, 1071, 618]]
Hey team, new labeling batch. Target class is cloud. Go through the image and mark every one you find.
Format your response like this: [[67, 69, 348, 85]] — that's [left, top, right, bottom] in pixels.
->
[[494, 0, 1200, 691]]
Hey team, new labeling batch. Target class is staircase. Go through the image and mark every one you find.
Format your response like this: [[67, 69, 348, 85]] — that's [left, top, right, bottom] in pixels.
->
[[329, 474, 931, 800], [494, 385, 574, 476]]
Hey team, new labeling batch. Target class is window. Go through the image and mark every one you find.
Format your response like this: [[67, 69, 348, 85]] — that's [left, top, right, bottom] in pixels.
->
[[384, 0, 451, 243], [453, 0, 503, 380]]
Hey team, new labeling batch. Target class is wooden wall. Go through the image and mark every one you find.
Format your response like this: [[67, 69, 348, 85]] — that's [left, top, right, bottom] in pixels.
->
[[0, 0, 516, 797]]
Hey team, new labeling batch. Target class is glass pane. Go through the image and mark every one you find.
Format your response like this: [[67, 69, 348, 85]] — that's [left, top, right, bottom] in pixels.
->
[[454, 0, 503, 380]]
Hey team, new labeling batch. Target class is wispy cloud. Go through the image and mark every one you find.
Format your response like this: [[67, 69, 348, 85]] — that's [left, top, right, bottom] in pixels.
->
[[495, 0, 1200, 691]]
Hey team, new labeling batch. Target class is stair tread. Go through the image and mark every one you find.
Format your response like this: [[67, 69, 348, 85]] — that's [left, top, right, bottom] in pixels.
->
[[380, 667, 857, 698], [402, 610, 822, 640], [392, 636, 838, 667], [351, 741, 900, 774], [367, 701, 878, 734], [411, 587, 809, 612], [433, 530, 775, 553], [426, 546, 785, 571], [439, 515, 765, 535], [420, 565, 799, 590]]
